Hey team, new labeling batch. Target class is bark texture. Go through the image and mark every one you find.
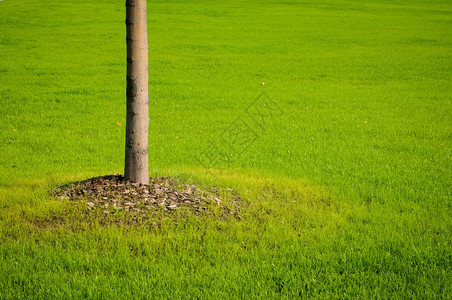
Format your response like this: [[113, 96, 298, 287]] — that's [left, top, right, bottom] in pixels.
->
[[124, 0, 149, 184]]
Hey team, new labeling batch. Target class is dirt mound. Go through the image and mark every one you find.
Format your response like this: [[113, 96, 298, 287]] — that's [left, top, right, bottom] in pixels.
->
[[53, 175, 243, 223]]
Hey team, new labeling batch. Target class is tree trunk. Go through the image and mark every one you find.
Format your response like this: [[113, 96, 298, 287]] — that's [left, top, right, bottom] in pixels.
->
[[124, 0, 149, 184]]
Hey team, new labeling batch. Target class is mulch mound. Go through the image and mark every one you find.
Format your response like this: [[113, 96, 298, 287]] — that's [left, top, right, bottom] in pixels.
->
[[53, 175, 244, 222]]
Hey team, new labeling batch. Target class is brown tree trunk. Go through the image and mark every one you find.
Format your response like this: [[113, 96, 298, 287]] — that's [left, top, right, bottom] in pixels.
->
[[124, 0, 149, 184]]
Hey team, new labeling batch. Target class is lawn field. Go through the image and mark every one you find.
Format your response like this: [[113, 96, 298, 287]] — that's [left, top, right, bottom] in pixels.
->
[[1, 0, 451, 298]]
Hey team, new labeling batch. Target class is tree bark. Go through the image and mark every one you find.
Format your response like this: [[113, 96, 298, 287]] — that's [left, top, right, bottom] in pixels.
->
[[124, 0, 149, 184]]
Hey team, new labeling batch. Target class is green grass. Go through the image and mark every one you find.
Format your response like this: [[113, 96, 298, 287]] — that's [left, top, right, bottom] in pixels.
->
[[0, 0, 451, 298]]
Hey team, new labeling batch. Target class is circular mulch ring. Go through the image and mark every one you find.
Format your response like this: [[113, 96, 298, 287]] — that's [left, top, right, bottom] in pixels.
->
[[53, 175, 244, 225]]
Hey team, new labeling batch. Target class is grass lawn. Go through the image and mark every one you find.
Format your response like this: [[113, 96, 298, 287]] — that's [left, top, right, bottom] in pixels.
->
[[0, 0, 451, 298]]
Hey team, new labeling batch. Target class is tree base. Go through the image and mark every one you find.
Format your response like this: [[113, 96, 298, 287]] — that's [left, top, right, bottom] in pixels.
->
[[52, 175, 244, 227]]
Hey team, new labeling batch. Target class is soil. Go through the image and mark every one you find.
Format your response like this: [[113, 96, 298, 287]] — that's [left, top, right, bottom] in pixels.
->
[[53, 175, 244, 223]]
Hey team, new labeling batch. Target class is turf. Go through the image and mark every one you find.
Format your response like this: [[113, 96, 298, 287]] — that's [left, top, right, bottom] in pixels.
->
[[0, 0, 451, 298]]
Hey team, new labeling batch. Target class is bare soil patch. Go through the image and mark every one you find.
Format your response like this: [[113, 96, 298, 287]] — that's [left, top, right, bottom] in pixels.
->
[[52, 175, 244, 225]]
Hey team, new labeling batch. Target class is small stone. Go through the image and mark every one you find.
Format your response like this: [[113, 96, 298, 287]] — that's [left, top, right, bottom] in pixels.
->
[[87, 202, 95, 207], [124, 202, 135, 206], [167, 204, 178, 210]]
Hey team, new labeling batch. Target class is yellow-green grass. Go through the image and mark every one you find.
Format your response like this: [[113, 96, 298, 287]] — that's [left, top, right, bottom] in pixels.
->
[[0, 0, 451, 298]]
